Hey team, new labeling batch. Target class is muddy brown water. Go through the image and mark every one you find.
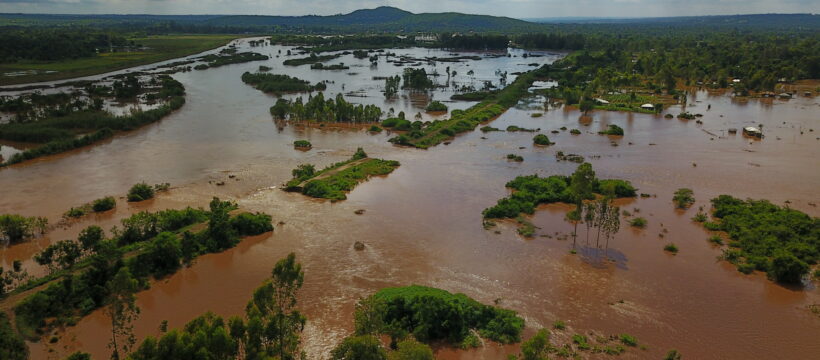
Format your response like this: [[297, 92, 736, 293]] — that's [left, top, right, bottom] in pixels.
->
[[1, 38, 819, 359]]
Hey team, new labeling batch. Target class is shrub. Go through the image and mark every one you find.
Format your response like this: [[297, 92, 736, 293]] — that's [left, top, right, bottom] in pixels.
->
[[769, 250, 809, 283], [708, 235, 724, 245], [673, 188, 695, 209], [533, 134, 552, 145], [65, 207, 86, 218], [127, 182, 155, 202], [460, 333, 480, 349], [369, 125, 382, 132], [629, 217, 647, 228], [570, 129, 581, 135], [480, 126, 501, 132], [294, 140, 312, 148], [0, 312, 27, 360], [392, 339, 434, 360], [692, 212, 707, 222], [425, 101, 448, 112], [92, 196, 116, 212], [664, 243, 679, 254], [665, 350, 682, 360], [572, 334, 591, 350], [552, 320, 565, 330], [506, 154, 524, 162], [331, 335, 387, 360], [599, 124, 624, 136], [619, 334, 638, 347], [0, 214, 47, 244]]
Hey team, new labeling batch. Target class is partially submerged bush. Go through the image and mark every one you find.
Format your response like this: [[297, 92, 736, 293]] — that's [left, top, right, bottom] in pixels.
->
[[294, 140, 312, 149], [673, 188, 695, 209], [92, 196, 116, 212], [127, 182, 155, 202], [533, 134, 552, 145], [425, 101, 448, 112], [629, 217, 647, 228]]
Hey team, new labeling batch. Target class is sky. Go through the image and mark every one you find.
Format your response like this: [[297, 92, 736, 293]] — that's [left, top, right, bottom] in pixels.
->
[[0, 0, 818, 18]]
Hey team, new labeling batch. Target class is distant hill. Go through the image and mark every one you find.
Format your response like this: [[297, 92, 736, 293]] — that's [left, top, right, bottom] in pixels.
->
[[0, 6, 543, 33], [0, 8, 816, 33]]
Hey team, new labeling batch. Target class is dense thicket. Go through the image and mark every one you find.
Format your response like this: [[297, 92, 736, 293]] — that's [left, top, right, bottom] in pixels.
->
[[706, 196, 819, 283]]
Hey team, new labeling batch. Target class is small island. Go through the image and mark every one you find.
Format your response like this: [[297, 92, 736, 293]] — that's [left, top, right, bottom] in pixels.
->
[[285, 148, 400, 201]]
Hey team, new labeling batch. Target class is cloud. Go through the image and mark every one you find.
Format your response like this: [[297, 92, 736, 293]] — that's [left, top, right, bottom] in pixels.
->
[[0, 0, 817, 17]]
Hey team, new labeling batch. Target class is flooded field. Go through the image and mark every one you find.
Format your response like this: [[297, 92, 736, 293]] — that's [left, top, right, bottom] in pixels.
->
[[1, 38, 819, 359]]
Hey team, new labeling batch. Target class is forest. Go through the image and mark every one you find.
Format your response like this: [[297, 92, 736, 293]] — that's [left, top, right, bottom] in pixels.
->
[[269, 92, 382, 124]]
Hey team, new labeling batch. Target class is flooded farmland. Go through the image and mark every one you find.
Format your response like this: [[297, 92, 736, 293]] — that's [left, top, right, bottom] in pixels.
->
[[1, 38, 818, 359]]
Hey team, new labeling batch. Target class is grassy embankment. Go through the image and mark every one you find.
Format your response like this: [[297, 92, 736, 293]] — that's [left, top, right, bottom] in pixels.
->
[[0, 34, 238, 85], [390, 65, 549, 149], [285, 148, 400, 201]]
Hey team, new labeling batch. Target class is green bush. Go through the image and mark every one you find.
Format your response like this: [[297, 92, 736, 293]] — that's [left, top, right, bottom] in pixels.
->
[[619, 334, 638, 347], [673, 188, 695, 209], [506, 154, 524, 162], [294, 140, 312, 148], [708, 235, 724, 245], [0, 312, 28, 360], [664, 243, 679, 253], [629, 217, 647, 228], [369, 125, 382, 132], [425, 101, 448, 112], [92, 196, 116, 212], [127, 182, 155, 202], [552, 320, 565, 330], [533, 134, 552, 145], [65, 207, 86, 218], [570, 129, 581, 135], [599, 124, 624, 136]]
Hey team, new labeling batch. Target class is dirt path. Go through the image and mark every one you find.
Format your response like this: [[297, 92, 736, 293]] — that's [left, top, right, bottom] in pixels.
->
[[295, 158, 370, 188]]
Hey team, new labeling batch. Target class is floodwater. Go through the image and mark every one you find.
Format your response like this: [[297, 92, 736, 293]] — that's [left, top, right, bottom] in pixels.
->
[[1, 38, 819, 359]]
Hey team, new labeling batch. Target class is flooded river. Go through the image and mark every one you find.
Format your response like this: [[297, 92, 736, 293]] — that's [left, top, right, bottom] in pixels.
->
[[1, 38, 819, 359]]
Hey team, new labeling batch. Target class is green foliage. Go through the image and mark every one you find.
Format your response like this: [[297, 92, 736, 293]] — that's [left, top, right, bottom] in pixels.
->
[[14, 200, 270, 341], [389, 339, 434, 360], [619, 334, 638, 347], [664, 243, 679, 253], [483, 163, 635, 219], [520, 329, 550, 360], [507, 125, 536, 132], [552, 320, 566, 330], [241, 72, 323, 94], [673, 188, 695, 209], [402, 68, 434, 90], [572, 334, 591, 350], [629, 217, 647, 228], [533, 134, 552, 145], [302, 159, 400, 201], [0, 312, 28, 360], [92, 196, 116, 212], [332, 335, 387, 360], [369, 125, 383, 132], [373, 285, 524, 345], [506, 154, 524, 162], [692, 212, 708, 222], [706, 195, 818, 283], [0, 213, 47, 244], [127, 182, 155, 202], [425, 101, 448, 112], [65, 352, 91, 360], [294, 140, 312, 148], [460, 333, 481, 349], [230, 212, 274, 236], [570, 129, 581, 135], [664, 349, 683, 360], [708, 235, 724, 245], [1, 76, 186, 166], [480, 126, 501, 132], [269, 92, 382, 123], [598, 124, 624, 136]]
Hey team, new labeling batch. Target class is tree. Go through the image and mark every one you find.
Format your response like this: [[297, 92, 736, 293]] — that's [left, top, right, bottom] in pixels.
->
[[127, 182, 154, 202], [565, 209, 581, 249], [769, 250, 809, 284], [245, 253, 306, 360], [603, 206, 621, 255], [107, 267, 140, 360], [583, 202, 596, 246], [579, 99, 595, 114], [79, 225, 105, 252], [206, 197, 238, 252], [569, 162, 596, 248], [355, 296, 386, 336]]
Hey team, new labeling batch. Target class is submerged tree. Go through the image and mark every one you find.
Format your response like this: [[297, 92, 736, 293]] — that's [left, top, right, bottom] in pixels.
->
[[107, 267, 140, 360]]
